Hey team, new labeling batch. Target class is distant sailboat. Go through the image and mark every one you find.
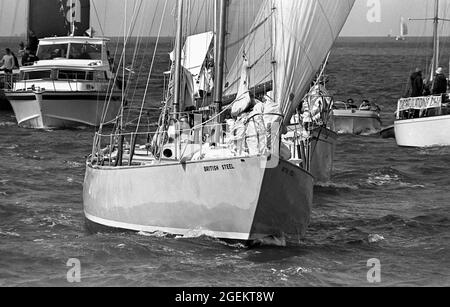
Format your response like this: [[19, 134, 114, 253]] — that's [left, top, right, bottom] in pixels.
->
[[396, 17, 408, 41], [83, 0, 355, 243]]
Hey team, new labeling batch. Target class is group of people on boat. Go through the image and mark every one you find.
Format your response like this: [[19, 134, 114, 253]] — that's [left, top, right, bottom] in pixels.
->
[[0, 42, 39, 74], [334, 98, 381, 112], [405, 67, 448, 98]]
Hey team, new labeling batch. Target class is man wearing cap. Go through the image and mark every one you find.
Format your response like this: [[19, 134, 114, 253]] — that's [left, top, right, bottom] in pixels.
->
[[432, 67, 448, 95]]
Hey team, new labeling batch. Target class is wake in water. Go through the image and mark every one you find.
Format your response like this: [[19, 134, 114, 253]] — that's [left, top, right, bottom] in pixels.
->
[[364, 167, 426, 188]]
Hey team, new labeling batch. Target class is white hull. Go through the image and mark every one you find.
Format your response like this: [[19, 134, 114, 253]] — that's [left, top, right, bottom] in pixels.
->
[[83, 157, 314, 242], [6, 91, 122, 129], [310, 128, 338, 183], [331, 110, 382, 135], [395, 115, 450, 147]]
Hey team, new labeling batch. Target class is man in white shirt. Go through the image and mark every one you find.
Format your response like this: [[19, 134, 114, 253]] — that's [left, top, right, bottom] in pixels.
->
[[0, 48, 15, 73]]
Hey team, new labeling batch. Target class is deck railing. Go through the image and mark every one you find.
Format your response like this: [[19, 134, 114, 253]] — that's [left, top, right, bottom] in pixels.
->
[[90, 113, 285, 167]]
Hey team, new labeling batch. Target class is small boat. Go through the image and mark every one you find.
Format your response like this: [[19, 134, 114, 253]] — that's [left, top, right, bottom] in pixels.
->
[[83, 0, 355, 243], [331, 101, 382, 135], [395, 0, 450, 147], [4, 0, 121, 129]]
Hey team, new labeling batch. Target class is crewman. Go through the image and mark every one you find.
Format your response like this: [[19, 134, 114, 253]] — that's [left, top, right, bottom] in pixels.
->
[[409, 68, 424, 97], [0, 48, 15, 73], [432, 67, 448, 95]]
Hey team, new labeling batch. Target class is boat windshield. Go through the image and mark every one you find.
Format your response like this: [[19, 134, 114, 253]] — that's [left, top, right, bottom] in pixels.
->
[[22, 70, 52, 80], [37, 44, 69, 60], [69, 43, 102, 60], [36, 43, 102, 60]]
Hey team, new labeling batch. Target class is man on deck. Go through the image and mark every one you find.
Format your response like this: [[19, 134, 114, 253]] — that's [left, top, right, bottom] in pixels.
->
[[0, 49, 15, 73], [409, 68, 424, 97], [432, 67, 448, 95]]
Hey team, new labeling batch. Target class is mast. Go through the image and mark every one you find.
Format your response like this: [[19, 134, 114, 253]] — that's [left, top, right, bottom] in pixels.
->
[[271, 0, 277, 106], [213, 0, 227, 116], [27, 0, 31, 44], [431, 0, 440, 81], [173, 0, 184, 120]]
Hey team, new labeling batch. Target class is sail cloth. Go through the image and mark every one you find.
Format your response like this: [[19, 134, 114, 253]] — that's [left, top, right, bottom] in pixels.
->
[[28, 0, 90, 39], [273, 0, 355, 125], [224, 0, 272, 98], [224, 0, 355, 125], [170, 31, 215, 102]]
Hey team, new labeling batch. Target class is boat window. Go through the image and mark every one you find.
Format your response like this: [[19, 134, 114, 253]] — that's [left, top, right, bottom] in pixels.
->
[[58, 70, 88, 80], [22, 70, 52, 80], [37, 44, 69, 60], [69, 43, 102, 60]]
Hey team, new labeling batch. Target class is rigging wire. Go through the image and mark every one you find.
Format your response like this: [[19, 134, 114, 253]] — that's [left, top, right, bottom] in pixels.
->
[[134, 0, 170, 135]]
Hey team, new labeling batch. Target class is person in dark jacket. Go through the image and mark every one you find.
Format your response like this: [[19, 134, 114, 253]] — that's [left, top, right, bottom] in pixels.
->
[[21, 48, 38, 66], [28, 31, 39, 55], [409, 68, 424, 97], [432, 67, 448, 95]]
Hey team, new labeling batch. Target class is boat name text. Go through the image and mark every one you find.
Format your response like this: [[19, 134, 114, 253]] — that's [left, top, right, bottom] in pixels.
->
[[204, 164, 235, 172]]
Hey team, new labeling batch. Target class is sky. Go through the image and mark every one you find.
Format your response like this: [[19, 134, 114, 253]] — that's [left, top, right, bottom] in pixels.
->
[[0, 0, 449, 37]]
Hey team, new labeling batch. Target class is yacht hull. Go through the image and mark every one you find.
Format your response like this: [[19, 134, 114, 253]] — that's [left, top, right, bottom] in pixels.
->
[[83, 157, 314, 242], [6, 91, 122, 129], [395, 115, 450, 147], [310, 128, 337, 183], [331, 110, 382, 135]]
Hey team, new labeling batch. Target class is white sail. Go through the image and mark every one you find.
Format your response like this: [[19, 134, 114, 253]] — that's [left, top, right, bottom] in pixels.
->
[[224, 0, 355, 125], [400, 17, 408, 37], [224, 0, 272, 98], [273, 0, 355, 124], [225, 0, 265, 80]]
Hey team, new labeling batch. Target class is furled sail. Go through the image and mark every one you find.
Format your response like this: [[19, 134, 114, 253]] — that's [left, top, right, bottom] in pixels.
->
[[28, 0, 90, 39], [224, 0, 355, 125]]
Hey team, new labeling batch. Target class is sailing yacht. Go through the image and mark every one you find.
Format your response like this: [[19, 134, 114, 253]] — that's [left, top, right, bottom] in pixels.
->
[[395, 0, 450, 147], [83, 0, 355, 243], [4, 0, 122, 129], [285, 82, 338, 183], [396, 17, 408, 41]]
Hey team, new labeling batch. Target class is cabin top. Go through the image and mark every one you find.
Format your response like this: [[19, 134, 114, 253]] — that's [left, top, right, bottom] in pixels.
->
[[38, 36, 110, 45], [29, 36, 111, 71]]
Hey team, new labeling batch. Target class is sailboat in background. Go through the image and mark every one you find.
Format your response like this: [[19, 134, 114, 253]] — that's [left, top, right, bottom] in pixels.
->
[[396, 17, 408, 41], [5, 0, 122, 129], [395, 0, 450, 147], [83, 0, 355, 244]]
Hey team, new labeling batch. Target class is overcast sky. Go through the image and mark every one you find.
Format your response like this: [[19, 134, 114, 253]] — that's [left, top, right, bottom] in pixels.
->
[[1, 0, 449, 37]]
